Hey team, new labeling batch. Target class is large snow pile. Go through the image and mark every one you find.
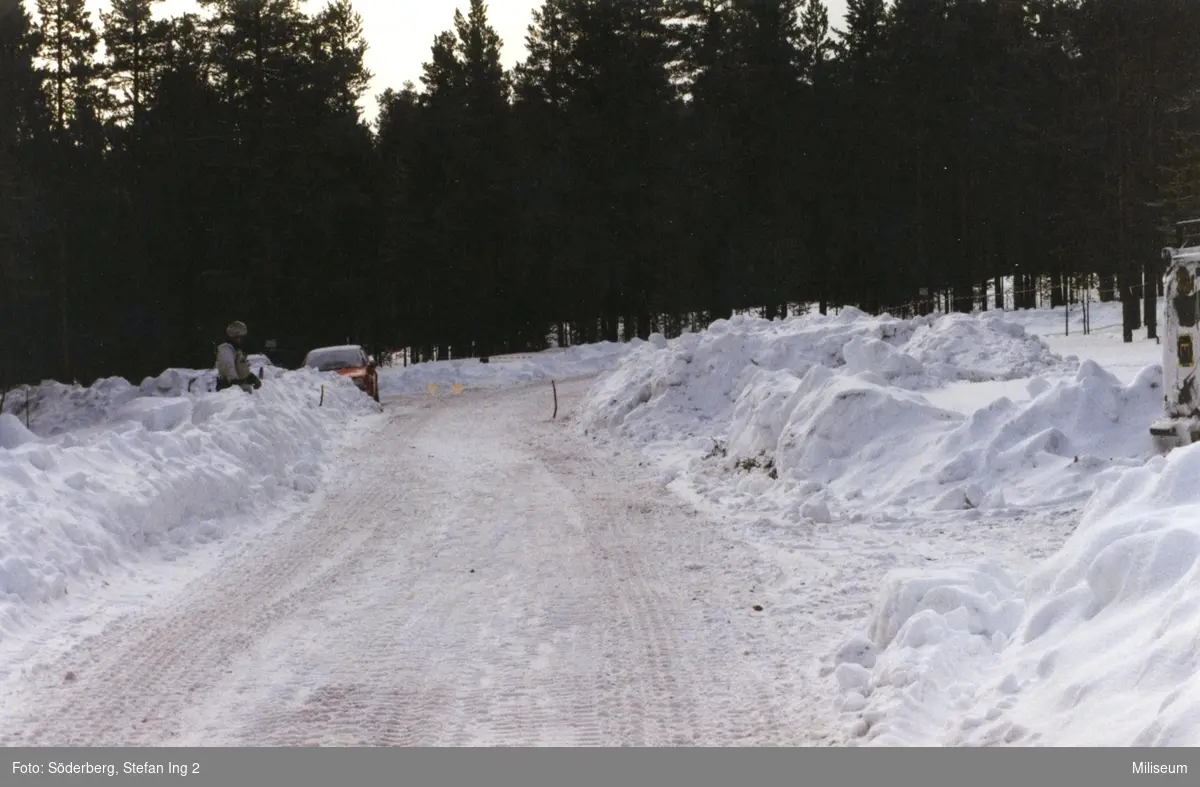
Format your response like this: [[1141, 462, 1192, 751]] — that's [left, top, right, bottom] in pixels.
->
[[584, 309, 1064, 433], [0, 367, 377, 637], [580, 309, 1150, 517], [833, 440, 1200, 746], [380, 341, 639, 396], [2, 357, 281, 438]]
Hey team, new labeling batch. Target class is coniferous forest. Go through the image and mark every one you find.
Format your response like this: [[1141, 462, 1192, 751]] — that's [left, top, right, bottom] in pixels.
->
[[3, 0, 1200, 387]]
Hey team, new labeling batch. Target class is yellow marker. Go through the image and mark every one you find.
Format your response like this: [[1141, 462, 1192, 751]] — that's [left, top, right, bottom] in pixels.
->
[[428, 383, 440, 395], [452, 383, 464, 395]]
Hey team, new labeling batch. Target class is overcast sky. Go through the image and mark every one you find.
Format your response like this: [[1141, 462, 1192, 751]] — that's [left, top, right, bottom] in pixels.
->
[[81, 0, 848, 123]]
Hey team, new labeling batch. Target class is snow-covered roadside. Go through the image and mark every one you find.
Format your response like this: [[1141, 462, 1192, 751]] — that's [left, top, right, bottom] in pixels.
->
[[819, 303, 1187, 747], [999, 299, 1165, 385], [839, 420, 1200, 747], [0, 366, 380, 641], [577, 308, 1156, 521], [379, 341, 638, 396], [575, 304, 1170, 745], [947, 444, 1200, 746], [0, 339, 638, 653]]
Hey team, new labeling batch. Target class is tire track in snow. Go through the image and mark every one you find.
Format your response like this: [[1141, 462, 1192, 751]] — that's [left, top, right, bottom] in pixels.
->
[[0, 381, 819, 746], [0, 404, 429, 746]]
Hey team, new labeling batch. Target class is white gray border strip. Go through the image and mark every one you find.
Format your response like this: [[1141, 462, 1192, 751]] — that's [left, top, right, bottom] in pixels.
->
[[6, 748, 1200, 787]]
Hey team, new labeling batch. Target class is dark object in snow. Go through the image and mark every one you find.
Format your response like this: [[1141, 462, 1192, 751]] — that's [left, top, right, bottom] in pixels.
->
[[1153, 223, 1200, 453], [752, 604, 764, 612], [735, 452, 776, 475], [64, 671, 76, 682]]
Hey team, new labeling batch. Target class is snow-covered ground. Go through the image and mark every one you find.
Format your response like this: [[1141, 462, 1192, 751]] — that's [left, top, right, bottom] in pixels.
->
[[0, 295, 1184, 746], [578, 298, 1183, 746], [0, 380, 817, 745], [0, 363, 381, 643], [378, 341, 637, 396]]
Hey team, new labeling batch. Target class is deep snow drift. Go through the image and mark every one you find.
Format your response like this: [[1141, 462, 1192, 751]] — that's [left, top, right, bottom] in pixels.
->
[[0, 365, 379, 638], [580, 308, 1156, 520], [835, 439, 1200, 747], [579, 302, 1178, 746]]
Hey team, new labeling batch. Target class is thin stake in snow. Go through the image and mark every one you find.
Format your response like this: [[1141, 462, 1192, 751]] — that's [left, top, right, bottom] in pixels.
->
[[552, 380, 558, 420], [319, 385, 325, 407]]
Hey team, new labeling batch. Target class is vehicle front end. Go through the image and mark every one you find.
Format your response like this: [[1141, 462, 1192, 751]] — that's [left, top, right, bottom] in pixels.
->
[[337, 367, 379, 402], [1154, 222, 1200, 454]]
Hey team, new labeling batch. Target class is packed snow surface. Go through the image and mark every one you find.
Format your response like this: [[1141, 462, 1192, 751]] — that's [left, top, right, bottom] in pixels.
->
[[1, 296, 1187, 746]]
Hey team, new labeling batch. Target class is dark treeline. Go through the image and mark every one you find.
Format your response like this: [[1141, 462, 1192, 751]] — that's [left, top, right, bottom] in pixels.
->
[[4, 0, 1200, 386]]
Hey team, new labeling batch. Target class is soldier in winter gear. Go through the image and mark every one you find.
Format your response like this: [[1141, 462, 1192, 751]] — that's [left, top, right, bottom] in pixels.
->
[[215, 320, 263, 393]]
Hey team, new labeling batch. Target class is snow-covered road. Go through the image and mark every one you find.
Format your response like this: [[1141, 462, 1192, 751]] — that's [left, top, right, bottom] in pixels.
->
[[0, 379, 821, 746]]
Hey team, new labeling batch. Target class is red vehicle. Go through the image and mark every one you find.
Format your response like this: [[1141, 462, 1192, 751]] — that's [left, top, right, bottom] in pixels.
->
[[302, 344, 380, 402]]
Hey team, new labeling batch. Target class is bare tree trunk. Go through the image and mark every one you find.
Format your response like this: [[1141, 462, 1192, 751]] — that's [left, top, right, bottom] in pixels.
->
[[1098, 273, 1117, 302], [1051, 275, 1065, 308], [636, 312, 650, 340], [57, 236, 72, 381], [1145, 260, 1158, 340]]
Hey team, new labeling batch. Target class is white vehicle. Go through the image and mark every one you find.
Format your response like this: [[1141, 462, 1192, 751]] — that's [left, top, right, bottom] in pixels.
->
[[1151, 219, 1200, 452]]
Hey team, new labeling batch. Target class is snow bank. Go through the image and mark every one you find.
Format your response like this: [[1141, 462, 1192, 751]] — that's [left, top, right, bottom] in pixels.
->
[[0, 415, 37, 450], [953, 443, 1200, 746], [581, 309, 1152, 517], [584, 309, 1063, 433], [1, 358, 281, 438], [906, 312, 1073, 383], [824, 360, 1200, 744], [0, 367, 377, 637], [829, 562, 1028, 745], [833, 442, 1200, 746], [380, 341, 638, 396], [580, 302, 1200, 745]]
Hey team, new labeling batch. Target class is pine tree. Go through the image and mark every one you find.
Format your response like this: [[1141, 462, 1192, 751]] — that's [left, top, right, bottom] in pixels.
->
[[33, 0, 103, 379], [141, 13, 232, 368], [797, 0, 831, 311], [307, 0, 371, 117], [514, 0, 571, 110], [726, 0, 806, 318], [0, 0, 49, 385], [35, 0, 99, 139], [797, 0, 830, 80], [838, 0, 885, 61], [411, 1, 515, 356], [101, 0, 168, 135]]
